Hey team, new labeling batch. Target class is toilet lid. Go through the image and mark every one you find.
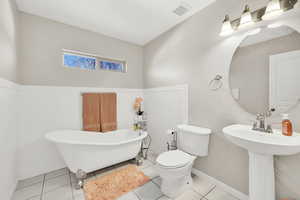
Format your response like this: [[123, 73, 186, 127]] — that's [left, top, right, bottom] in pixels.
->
[[156, 150, 195, 168]]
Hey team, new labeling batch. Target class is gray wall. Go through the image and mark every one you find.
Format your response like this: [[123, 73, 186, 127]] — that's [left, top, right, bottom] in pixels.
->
[[144, 0, 300, 198], [18, 12, 144, 88], [230, 32, 300, 114], [0, 0, 19, 82]]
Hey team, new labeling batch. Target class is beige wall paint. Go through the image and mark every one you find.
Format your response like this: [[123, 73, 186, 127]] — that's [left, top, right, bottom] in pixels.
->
[[0, 0, 19, 82], [144, 0, 300, 198], [230, 32, 300, 114], [18, 12, 143, 88]]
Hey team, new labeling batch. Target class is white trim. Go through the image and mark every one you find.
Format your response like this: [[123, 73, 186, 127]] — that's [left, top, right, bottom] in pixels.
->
[[144, 84, 188, 92], [62, 49, 126, 63], [192, 168, 249, 200], [20, 84, 143, 93], [0, 78, 19, 89]]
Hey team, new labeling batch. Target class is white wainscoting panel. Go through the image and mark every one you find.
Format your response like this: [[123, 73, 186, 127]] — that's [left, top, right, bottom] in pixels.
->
[[144, 85, 188, 154], [17, 85, 143, 180], [0, 78, 18, 200]]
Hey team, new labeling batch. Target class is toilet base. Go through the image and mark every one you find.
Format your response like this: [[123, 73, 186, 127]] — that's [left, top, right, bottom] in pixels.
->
[[161, 175, 193, 198]]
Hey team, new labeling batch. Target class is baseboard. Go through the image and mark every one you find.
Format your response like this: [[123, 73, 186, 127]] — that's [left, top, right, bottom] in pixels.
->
[[192, 168, 249, 200]]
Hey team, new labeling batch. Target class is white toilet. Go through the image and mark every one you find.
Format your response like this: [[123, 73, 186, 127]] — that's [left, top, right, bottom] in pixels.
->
[[156, 124, 211, 198]]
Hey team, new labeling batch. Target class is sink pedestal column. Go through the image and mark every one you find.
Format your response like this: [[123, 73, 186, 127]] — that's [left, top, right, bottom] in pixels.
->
[[249, 152, 275, 200]]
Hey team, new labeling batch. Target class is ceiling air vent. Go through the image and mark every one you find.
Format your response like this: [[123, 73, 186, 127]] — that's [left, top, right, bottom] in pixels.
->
[[173, 2, 191, 16]]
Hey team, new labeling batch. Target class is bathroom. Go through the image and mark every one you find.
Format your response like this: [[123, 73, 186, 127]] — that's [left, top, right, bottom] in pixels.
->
[[1, 0, 300, 200]]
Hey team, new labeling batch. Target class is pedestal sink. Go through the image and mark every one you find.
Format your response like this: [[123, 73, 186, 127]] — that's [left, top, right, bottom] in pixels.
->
[[223, 124, 300, 200]]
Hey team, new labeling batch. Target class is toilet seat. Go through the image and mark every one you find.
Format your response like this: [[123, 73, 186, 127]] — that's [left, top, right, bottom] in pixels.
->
[[156, 150, 195, 169]]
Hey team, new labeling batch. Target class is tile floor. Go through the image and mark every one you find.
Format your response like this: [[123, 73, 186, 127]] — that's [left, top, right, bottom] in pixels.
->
[[12, 153, 240, 200]]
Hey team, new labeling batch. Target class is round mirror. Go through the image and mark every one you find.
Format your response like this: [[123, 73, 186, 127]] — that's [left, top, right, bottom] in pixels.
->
[[229, 25, 300, 115]]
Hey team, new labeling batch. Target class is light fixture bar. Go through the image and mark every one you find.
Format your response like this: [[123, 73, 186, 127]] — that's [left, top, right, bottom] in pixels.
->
[[219, 0, 297, 37], [231, 0, 297, 28]]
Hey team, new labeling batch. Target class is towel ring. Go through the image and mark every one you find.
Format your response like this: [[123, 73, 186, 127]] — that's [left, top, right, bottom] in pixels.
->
[[209, 75, 223, 91]]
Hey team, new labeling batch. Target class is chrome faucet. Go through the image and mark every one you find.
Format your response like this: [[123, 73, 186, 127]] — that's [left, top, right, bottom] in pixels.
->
[[252, 108, 275, 133]]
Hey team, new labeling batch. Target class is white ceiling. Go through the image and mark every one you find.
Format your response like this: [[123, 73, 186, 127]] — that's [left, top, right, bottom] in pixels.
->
[[240, 26, 296, 47], [16, 0, 215, 45]]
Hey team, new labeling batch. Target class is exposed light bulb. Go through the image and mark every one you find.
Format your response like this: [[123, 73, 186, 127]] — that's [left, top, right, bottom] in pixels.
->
[[262, 0, 283, 20], [220, 15, 234, 37], [239, 5, 254, 29]]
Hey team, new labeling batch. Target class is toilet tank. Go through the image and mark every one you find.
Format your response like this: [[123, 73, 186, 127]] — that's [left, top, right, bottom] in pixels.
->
[[177, 124, 211, 156]]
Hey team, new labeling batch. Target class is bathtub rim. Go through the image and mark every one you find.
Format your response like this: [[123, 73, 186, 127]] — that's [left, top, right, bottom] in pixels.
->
[[45, 129, 147, 146]]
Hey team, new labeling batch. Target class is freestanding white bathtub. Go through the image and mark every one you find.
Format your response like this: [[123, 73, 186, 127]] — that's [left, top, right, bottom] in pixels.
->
[[46, 129, 147, 174]]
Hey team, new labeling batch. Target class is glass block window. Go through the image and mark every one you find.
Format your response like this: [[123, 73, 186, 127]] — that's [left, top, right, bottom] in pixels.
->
[[63, 50, 126, 72]]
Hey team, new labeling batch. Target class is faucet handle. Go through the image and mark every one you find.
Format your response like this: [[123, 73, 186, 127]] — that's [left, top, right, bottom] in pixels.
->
[[256, 114, 264, 120]]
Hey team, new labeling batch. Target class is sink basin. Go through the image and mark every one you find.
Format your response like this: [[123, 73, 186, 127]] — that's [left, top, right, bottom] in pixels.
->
[[223, 124, 300, 155], [223, 124, 300, 200]]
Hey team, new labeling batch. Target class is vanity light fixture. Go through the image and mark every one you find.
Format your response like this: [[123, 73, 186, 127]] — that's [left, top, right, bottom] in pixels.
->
[[220, 15, 234, 36], [239, 5, 254, 29], [219, 0, 297, 37], [262, 0, 283, 20]]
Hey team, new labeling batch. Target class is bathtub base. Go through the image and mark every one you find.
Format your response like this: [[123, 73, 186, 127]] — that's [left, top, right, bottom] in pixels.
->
[[75, 169, 87, 189], [46, 129, 147, 177], [135, 152, 144, 166]]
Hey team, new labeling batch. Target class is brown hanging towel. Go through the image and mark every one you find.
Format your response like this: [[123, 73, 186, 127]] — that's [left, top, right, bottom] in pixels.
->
[[82, 93, 101, 132], [99, 93, 117, 132], [82, 93, 117, 132]]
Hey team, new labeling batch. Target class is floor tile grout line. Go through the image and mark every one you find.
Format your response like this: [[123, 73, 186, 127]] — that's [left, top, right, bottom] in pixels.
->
[[44, 168, 68, 176], [203, 185, 216, 198], [42, 183, 71, 194], [68, 170, 75, 200], [200, 196, 208, 200], [133, 190, 142, 200], [17, 168, 68, 190], [192, 188, 207, 198], [15, 180, 44, 191], [39, 174, 46, 200], [17, 172, 68, 192], [150, 179, 160, 188], [44, 173, 69, 181], [154, 194, 164, 200], [44, 169, 69, 181]]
